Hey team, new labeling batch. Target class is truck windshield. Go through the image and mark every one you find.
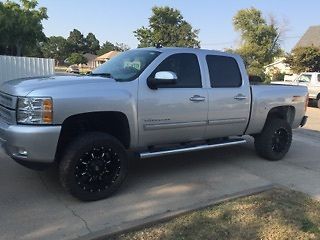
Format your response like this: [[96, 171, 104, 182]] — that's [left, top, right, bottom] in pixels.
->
[[91, 50, 161, 81]]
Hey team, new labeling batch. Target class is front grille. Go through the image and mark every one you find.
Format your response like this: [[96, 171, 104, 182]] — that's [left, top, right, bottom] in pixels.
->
[[0, 105, 15, 123], [0, 92, 17, 110], [0, 92, 17, 124]]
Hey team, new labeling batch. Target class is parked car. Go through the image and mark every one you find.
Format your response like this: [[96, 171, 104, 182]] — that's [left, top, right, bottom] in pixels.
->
[[66, 65, 80, 74], [0, 47, 308, 201], [272, 72, 320, 108]]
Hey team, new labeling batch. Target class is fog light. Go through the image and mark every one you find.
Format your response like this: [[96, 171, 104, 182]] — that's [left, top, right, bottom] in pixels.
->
[[17, 148, 28, 157]]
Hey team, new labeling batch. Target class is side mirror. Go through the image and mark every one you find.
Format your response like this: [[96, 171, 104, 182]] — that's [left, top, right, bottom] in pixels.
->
[[147, 71, 177, 90]]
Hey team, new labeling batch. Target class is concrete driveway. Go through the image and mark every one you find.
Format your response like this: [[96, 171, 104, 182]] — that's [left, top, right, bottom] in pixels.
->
[[0, 107, 319, 240]]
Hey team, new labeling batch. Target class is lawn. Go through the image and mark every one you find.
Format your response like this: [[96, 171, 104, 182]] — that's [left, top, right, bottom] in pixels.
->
[[109, 188, 320, 240]]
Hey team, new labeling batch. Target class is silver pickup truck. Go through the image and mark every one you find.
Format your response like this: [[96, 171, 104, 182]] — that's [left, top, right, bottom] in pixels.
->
[[272, 72, 320, 108], [0, 47, 308, 201]]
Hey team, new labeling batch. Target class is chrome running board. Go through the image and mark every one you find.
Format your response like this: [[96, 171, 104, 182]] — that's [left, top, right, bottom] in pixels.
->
[[140, 138, 246, 159]]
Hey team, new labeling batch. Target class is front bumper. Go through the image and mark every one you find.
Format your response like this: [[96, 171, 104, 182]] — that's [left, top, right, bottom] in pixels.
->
[[0, 120, 61, 169], [300, 116, 308, 127]]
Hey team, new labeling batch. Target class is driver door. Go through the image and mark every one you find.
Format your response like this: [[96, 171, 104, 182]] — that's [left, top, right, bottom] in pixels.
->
[[137, 53, 208, 147]]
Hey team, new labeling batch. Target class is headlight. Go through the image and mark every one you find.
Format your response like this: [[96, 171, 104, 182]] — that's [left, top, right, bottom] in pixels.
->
[[17, 97, 53, 124]]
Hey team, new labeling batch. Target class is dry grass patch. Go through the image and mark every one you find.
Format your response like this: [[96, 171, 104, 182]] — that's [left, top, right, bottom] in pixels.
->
[[108, 188, 320, 240]]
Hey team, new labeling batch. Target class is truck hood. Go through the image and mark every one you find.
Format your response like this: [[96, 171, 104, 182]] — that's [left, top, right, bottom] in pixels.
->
[[0, 74, 116, 96]]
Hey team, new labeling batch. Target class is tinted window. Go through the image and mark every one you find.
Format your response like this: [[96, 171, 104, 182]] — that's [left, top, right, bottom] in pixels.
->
[[317, 74, 320, 82], [151, 53, 202, 88], [206, 55, 242, 88]]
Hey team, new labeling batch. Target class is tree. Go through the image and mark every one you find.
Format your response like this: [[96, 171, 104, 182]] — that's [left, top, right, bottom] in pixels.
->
[[85, 33, 100, 54], [285, 46, 320, 73], [97, 40, 116, 55], [134, 6, 200, 48], [114, 42, 130, 52], [231, 8, 283, 79], [96, 41, 130, 55], [0, 0, 48, 56], [67, 53, 87, 65], [41, 36, 71, 66], [67, 29, 86, 53]]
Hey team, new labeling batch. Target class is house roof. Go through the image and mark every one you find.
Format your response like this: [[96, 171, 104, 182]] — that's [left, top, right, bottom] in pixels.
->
[[295, 25, 320, 48], [83, 53, 97, 62], [95, 51, 119, 61]]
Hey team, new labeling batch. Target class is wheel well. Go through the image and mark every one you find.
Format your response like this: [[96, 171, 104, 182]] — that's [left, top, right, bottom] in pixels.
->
[[317, 93, 320, 100], [55, 111, 130, 161], [266, 106, 295, 126]]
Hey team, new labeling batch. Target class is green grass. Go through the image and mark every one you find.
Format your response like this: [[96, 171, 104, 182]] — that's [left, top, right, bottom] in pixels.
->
[[108, 188, 320, 240]]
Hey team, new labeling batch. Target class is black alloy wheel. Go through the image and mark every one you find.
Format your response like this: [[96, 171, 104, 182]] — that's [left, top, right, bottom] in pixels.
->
[[59, 132, 128, 201], [75, 146, 121, 193], [271, 128, 290, 153], [254, 118, 292, 161]]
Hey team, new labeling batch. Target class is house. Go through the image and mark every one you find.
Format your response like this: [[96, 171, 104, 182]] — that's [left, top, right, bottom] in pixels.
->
[[265, 25, 320, 80], [264, 57, 296, 81], [265, 57, 291, 75], [83, 53, 98, 69], [295, 25, 320, 48], [94, 51, 119, 66]]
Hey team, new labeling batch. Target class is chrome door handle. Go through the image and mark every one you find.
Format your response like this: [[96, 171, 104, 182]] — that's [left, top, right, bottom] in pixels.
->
[[234, 94, 247, 100], [190, 95, 206, 102]]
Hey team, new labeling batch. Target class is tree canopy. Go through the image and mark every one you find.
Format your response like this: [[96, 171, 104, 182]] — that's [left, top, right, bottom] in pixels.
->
[[285, 46, 320, 73], [85, 32, 100, 54], [67, 52, 87, 65], [41, 36, 71, 66], [134, 6, 200, 48], [230, 8, 283, 78], [97, 41, 130, 55], [0, 0, 48, 56], [67, 29, 86, 53]]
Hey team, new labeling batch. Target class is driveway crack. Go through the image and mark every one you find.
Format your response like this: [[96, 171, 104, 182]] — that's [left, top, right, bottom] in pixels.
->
[[37, 173, 92, 234]]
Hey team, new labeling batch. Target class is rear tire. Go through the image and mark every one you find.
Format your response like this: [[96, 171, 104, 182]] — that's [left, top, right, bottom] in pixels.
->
[[254, 118, 292, 161], [59, 132, 128, 201]]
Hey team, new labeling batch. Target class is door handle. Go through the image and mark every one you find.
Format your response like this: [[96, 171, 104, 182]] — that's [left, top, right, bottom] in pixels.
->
[[190, 95, 206, 102], [234, 94, 247, 100]]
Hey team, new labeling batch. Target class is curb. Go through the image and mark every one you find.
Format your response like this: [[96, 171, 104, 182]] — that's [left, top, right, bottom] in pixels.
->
[[76, 184, 276, 240]]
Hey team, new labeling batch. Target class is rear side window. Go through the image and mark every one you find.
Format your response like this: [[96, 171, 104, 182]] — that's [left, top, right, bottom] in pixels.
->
[[151, 53, 202, 88], [297, 74, 312, 83], [206, 55, 242, 88]]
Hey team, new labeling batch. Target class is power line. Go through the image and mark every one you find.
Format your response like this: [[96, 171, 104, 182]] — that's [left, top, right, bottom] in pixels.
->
[[202, 41, 235, 46], [202, 35, 302, 47]]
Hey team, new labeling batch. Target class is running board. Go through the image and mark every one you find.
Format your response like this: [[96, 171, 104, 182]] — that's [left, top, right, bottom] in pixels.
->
[[140, 138, 246, 159]]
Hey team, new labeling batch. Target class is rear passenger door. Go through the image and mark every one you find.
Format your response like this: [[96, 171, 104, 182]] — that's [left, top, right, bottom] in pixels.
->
[[205, 55, 251, 139]]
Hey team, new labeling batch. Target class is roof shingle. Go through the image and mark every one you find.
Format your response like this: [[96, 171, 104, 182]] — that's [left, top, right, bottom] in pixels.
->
[[295, 25, 320, 48]]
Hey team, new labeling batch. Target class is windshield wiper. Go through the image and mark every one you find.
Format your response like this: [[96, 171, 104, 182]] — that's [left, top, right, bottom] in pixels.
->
[[89, 72, 114, 79]]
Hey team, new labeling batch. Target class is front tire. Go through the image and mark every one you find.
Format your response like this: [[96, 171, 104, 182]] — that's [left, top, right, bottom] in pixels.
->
[[59, 132, 128, 201], [254, 118, 292, 161]]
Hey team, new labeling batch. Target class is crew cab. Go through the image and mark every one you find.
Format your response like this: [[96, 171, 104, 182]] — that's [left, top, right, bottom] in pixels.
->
[[0, 47, 308, 201]]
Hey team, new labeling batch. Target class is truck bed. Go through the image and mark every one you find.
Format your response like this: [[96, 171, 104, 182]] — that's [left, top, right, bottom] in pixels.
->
[[245, 84, 308, 135]]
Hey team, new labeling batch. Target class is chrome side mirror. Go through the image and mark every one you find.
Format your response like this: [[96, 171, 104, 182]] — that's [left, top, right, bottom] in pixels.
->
[[147, 71, 178, 90]]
